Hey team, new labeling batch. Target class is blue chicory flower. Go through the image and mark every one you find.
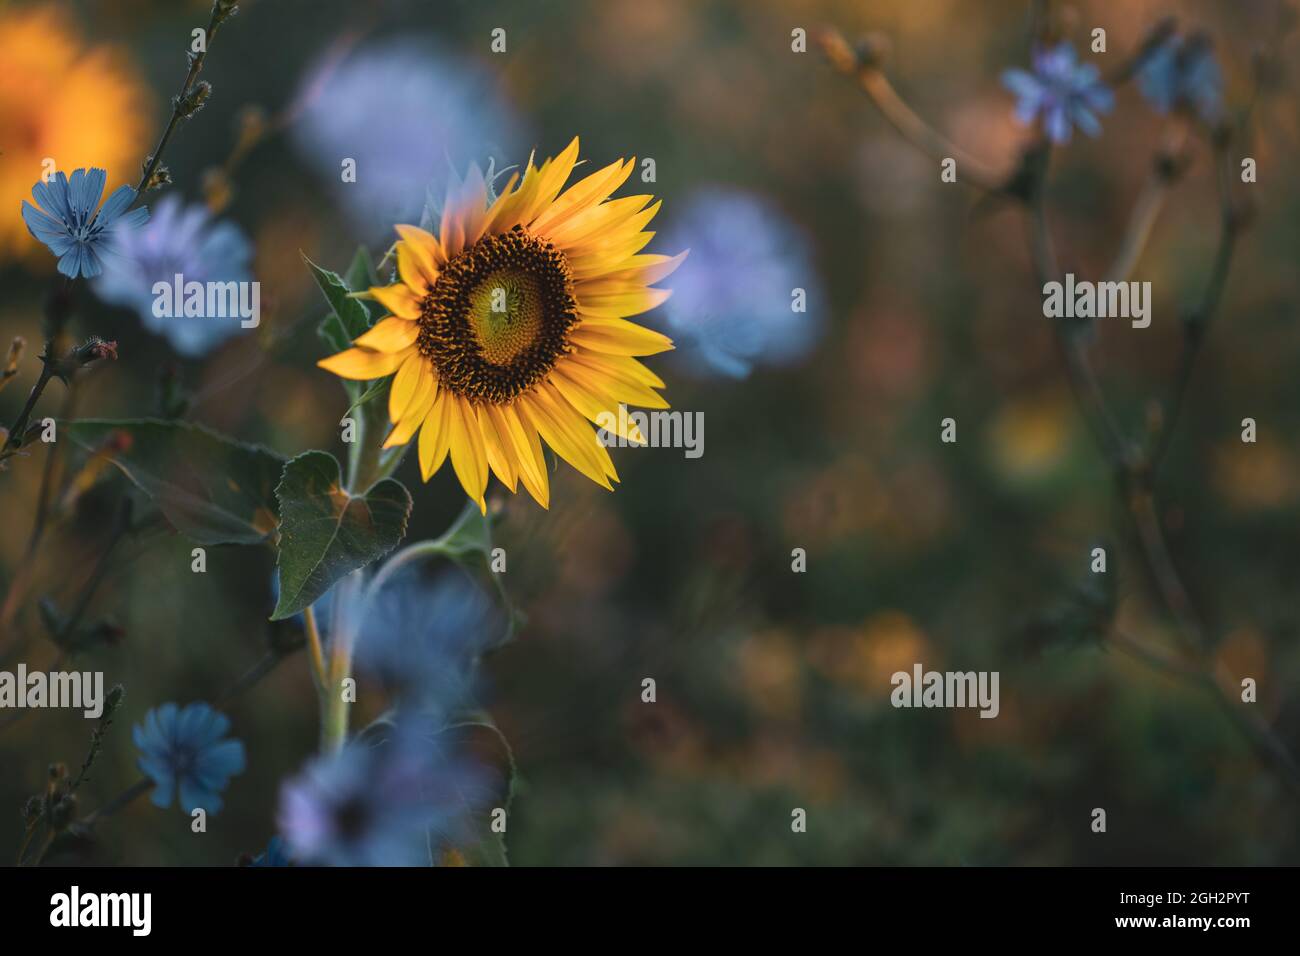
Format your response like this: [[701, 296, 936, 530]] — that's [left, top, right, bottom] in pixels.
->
[[133, 702, 246, 814], [1002, 43, 1114, 143], [92, 195, 255, 356], [21, 168, 148, 278], [278, 721, 491, 866], [1137, 33, 1223, 123], [655, 187, 823, 379]]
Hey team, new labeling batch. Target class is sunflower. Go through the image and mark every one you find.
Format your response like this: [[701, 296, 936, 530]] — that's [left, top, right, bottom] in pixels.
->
[[318, 138, 687, 512]]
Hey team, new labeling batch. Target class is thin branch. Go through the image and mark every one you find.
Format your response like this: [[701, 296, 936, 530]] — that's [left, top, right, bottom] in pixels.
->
[[1150, 142, 1241, 474], [134, 2, 236, 198], [815, 28, 1006, 192]]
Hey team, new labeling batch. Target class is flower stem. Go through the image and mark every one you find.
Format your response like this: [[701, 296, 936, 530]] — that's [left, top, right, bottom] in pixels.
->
[[134, 3, 232, 198], [320, 571, 363, 754], [303, 605, 328, 696]]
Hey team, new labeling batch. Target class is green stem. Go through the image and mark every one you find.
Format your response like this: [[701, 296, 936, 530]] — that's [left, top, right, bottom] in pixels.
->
[[320, 570, 363, 753]]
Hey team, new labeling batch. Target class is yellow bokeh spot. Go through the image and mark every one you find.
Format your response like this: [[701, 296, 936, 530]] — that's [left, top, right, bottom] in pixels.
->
[[0, 7, 152, 263]]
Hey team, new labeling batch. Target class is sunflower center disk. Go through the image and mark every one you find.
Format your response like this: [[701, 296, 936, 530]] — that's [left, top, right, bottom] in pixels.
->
[[418, 228, 578, 405]]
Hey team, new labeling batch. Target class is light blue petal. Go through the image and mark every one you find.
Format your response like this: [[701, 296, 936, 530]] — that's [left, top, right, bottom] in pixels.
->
[[56, 246, 83, 278], [179, 778, 222, 815], [196, 738, 246, 781], [95, 184, 137, 227], [31, 177, 71, 224], [1045, 107, 1073, 144], [21, 201, 73, 251], [1001, 69, 1040, 98], [78, 245, 103, 278]]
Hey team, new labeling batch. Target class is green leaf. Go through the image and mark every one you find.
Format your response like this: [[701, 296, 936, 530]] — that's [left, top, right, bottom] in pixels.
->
[[343, 246, 381, 323], [63, 419, 283, 545], [303, 252, 372, 342], [440, 717, 518, 867], [317, 312, 351, 354], [345, 379, 388, 416], [271, 451, 412, 619]]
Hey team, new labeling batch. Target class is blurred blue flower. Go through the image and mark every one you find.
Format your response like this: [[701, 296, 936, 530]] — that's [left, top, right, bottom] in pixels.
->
[[285, 560, 498, 720], [291, 38, 522, 236], [1138, 34, 1222, 122], [133, 702, 246, 814], [92, 195, 254, 357], [21, 168, 148, 279], [1002, 43, 1114, 143], [656, 187, 823, 379], [278, 722, 490, 866], [353, 565, 499, 717]]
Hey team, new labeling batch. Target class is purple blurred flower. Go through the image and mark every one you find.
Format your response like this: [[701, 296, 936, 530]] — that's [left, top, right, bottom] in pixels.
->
[[92, 195, 254, 356], [656, 187, 822, 379], [291, 38, 522, 236], [1002, 43, 1114, 143], [133, 702, 245, 814], [1138, 34, 1223, 122], [21, 168, 148, 279], [278, 723, 490, 866]]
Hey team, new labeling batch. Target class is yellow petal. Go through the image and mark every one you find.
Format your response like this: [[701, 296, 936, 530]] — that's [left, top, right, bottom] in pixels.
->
[[557, 355, 668, 411], [559, 201, 662, 259], [494, 403, 549, 508], [317, 346, 408, 380], [368, 283, 424, 320], [516, 136, 581, 226], [542, 193, 652, 251], [531, 158, 635, 235], [397, 239, 437, 294], [580, 251, 689, 290], [570, 319, 673, 356], [569, 351, 666, 390], [457, 164, 490, 248], [521, 384, 618, 489], [447, 397, 489, 513], [476, 404, 518, 492], [384, 376, 437, 449], [394, 224, 446, 267], [568, 231, 658, 278], [549, 367, 646, 444], [418, 391, 453, 480], [388, 352, 426, 423], [478, 171, 521, 237], [354, 315, 421, 352], [576, 288, 672, 319]]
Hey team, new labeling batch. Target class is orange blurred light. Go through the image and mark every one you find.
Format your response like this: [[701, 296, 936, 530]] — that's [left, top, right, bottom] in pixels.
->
[[0, 6, 152, 264]]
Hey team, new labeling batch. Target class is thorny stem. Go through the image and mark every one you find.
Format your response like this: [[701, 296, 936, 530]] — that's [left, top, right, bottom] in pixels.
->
[[821, 22, 1300, 798], [0, 363, 53, 460], [1149, 141, 1241, 474], [1103, 118, 1190, 284], [134, 3, 232, 199], [816, 29, 1005, 192], [55, 644, 294, 857]]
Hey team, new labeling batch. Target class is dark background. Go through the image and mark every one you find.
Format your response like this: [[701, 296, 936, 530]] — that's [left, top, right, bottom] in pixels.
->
[[1, 0, 1298, 865]]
